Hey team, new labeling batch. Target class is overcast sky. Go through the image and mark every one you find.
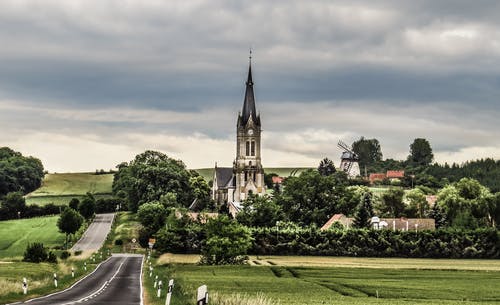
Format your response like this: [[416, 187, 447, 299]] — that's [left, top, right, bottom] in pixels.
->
[[1, 0, 500, 172]]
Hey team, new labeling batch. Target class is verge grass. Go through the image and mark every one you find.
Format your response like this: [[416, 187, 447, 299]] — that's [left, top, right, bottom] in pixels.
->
[[0, 216, 66, 259]]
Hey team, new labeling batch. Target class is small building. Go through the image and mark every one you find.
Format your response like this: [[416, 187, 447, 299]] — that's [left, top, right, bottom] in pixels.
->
[[369, 173, 386, 184], [386, 170, 404, 179], [174, 211, 219, 224], [369, 170, 405, 184], [320, 214, 353, 230]]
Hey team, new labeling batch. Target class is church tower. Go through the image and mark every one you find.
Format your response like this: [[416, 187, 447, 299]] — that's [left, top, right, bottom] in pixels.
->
[[233, 58, 265, 201]]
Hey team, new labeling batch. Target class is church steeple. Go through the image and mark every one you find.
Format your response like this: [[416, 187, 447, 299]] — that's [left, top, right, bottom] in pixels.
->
[[240, 54, 259, 127]]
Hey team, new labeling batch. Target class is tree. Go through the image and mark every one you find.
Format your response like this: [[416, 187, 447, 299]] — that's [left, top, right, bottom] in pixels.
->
[[404, 188, 429, 218], [78, 193, 96, 219], [276, 170, 349, 226], [112, 151, 194, 212], [352, 193, 374, 228], [0, 147, 44, 196], [436, 178, 492, 228], [318, 157, 336, 176], [57, 208, 84, 249], [189, 176, 213, 211], [408, 138, 434, 166], [264, 172, 279, 189], [379, 188, 405, 217], [201, 216, 252, 265], [137, 202, 167, 233], [1, 192, 26, 219], [68, 198, 80, 210], [351, 137, 383, 172], [236, 195, 284, 227]]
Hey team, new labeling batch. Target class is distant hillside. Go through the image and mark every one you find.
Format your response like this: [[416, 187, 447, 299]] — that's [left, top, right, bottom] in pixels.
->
[[194, 167, 313, 182], [25, 173, 114, 206]]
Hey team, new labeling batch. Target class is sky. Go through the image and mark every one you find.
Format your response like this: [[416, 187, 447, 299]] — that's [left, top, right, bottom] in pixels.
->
[[1, 0, 500, 172]]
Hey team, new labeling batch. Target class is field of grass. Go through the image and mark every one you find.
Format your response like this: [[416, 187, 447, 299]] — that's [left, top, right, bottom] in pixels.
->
[[194, 167, 312, 182], [104, 212, 142, 253], [24, 173, 114, 206], [0, 216, 66, 259], [150, 258, 500, 305]]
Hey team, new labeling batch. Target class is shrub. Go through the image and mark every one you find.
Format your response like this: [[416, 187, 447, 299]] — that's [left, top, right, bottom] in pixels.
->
[[114, 239, 123, 245], [60, 250, 71, 260], [23, 243, 57, 263]]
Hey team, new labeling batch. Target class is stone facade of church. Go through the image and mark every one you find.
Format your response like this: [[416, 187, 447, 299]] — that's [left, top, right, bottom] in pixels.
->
[[212, 61, 265, 205]]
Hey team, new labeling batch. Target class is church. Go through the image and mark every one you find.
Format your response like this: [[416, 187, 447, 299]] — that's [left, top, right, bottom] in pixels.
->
[[212, 59, 265, 206]]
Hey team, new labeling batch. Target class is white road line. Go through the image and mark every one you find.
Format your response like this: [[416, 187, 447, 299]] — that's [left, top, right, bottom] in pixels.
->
[[61, 258, 126, 305], [14, 256, 113, 305], [140, 256, 144, 305]]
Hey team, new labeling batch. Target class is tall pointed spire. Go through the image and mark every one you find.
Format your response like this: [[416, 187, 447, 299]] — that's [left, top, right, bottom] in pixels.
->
[[241, 50, 259, 126]]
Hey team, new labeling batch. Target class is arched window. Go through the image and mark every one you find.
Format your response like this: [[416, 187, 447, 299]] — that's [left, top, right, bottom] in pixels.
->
[[251, 141, 255, 156], [246, 141, 250, 156]]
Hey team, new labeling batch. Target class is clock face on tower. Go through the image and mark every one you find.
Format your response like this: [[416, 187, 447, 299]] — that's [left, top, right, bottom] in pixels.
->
[[247, 129, 254, 136]]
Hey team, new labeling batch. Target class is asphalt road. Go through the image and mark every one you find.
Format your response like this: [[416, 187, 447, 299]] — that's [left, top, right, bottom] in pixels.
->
[[72, 213, 115, 252], [14, 254, 143, 305]]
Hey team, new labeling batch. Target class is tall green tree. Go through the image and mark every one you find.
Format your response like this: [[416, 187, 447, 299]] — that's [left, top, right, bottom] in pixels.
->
[[378, 188, 405, 217], [78, 193, 96, 219], [276, 170, 349, 226], [201, 215, 252, 265], [0, 147, 44, 196], [57, 208, 84, 249], [352, 193, 374, 228], [112, 151, 194, 212], [408, 138, 434, 166], [137, 202, 167, 233], [236, 195, 284, 227], [351, 137, 383, 172], [318, 157, 336, 176]]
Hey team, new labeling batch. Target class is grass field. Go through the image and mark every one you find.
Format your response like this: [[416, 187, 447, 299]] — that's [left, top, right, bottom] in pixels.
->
[[149, 256, 500, 305], [194, 167, 312, 182], [0, 216, 66, 259], [25, 173, 114, 206]]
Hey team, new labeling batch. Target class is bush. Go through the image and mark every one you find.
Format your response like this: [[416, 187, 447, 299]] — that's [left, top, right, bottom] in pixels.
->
[[60, 250, 71, 260], [114, 239, 123, 246], [74, 250, 82, 256], [23, 242, 57, 263]]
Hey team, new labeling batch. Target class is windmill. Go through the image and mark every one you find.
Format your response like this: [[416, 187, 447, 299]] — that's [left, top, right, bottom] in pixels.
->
[[337, 140, 360, 178]]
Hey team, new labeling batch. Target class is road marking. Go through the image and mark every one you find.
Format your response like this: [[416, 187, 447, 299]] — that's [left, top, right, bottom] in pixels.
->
[[140, 256, 144, 305], [14, 256, 113, 305]]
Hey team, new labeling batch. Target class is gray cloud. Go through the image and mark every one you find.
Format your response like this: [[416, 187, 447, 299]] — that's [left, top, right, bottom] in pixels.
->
[[1, 0, 500, 171]]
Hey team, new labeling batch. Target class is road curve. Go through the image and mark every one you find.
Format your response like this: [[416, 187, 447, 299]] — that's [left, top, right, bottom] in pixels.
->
[[13, 254, 143, 305], [72, 213, 115, 252]]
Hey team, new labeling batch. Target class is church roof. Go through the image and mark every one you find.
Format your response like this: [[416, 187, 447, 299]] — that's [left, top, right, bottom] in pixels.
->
[[215, 167, 235, 188], [240, 63, 260, 127]]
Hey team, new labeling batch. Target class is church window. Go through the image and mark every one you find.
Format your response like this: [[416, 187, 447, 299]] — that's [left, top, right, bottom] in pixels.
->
[[251, 141, 255, 156], [246, 141, 250, 156], [244, 171, 248, 182]]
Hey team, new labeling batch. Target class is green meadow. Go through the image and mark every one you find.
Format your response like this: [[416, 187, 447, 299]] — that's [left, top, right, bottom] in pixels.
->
[[25, 173, 114, 206], [194, 167, 312, 182], [0, 216, 65, 259], [146, 261, 500, 305]]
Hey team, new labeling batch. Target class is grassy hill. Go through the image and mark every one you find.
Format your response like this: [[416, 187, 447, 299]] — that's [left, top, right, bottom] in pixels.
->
[[194, 167, 313, 182], [0, 216, 65, 259], [25, 173, 114, 206]]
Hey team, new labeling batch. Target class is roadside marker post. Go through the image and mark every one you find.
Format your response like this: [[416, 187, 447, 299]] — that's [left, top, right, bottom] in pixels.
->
[[157, 280, 163, 298], [154, 275, 158, 288], [22, 277, 27, 295], [84, 262, 87, 271], [149, 266, 153, 277], [53, 273, 58, 288], [165, 279, 174, 305], [197, 285, 208, 305], [71, 267, 75, 278]]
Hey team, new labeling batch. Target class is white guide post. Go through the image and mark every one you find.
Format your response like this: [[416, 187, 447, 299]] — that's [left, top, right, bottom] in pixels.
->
[[71, 267, 75, 278], [157, 280, 163, 298], [165, 279, 174, 305], [53, 273, 58, 288], [154, 275, 158, 288], [22, 277, 28, 295], [197, 285, 208, 305]]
